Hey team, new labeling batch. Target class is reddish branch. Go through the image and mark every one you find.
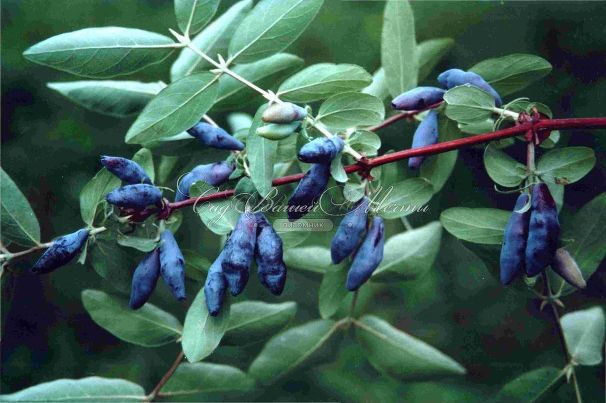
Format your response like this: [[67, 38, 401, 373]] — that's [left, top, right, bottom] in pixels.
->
[[133, 116, 606, 222]]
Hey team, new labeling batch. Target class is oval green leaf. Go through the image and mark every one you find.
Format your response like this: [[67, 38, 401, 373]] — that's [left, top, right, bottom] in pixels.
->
[[536, 146, 596, 185], [160, 363, 256, 398], [1, 168, 40, 247], [493, 367, 564, 403], [223, 301, 297, 345], [440, 207, 510, 245], [484, 145, 527, 187], [79, 168, 121, 226], [375, 178, 434, 219], [247, 105, 276, 197], [283, 246, 332, 274], [561, 306, 605, 366], [175, 0, 220, 36], [319, 266, 349, 319], [317, 92, 385, 130], [444, 85, 496, 124], [417, 38, 454, 82]]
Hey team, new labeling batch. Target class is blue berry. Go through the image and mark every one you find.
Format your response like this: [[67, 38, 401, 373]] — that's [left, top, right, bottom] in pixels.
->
[[100, 156, 151, 185], [408, 110, 439, 169], [221, 212, 257, 296], [159, 230, 186, 301], [204, 249, 227, 316], [129, 248, 161, 310], [525, 183, 560, 277], [106, 184, 162, 210], [437, 68, 502, 106], [32, 228, 89, 274], [499, 193, 530, 285], [175, 161, 235, 202], [391, 86, 445, 111], [187, 122, 244, 151], [298, 136, 345, 164], [346, 217, 384, 291], [331, 196, 370, 264], [254, 213, 287, 295], [287, 163, 330, 221]]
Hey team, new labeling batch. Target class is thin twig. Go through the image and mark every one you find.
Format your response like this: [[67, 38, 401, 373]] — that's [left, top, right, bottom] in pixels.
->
[[146, 350, 184, 402]]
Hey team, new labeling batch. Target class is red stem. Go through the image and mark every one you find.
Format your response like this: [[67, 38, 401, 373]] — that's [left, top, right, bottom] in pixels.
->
[[132, 116, 606, 221]]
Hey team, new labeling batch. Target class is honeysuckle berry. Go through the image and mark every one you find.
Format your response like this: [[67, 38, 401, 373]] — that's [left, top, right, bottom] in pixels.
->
[[100, 156, 152, 185], [32, 228, 89, 274], [187, 122, 245, 151], [346, 216, 385, 291], [106, 184, 162, 210], [254, 213, 287, 295], [159, 230, 186, 301], [331, 196, 370, 264], [262, 102, 307, 124], [551, 248, 586, 289], [437, 68, 502, 106], [204, 249, 227, 316], [287, 162, 331, 221], [129, 248, 161, 310], [499, 193, 530, 285], [525, 183, 560, 277], [256, 121, 301, 140], [298, 136, 345, 164], [175, 161, 235, 202], [391, 86, 445, 111], [408, 110, 439, 169], [222, 212, 257, 296]]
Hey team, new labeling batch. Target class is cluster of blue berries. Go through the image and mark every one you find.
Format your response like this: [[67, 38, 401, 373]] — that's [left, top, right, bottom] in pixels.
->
[[392, 68, 502, 169], [103, 156, 163, 210]]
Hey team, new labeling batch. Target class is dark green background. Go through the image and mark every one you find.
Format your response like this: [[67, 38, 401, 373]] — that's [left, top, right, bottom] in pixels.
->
[[2, 0, 605, 401]]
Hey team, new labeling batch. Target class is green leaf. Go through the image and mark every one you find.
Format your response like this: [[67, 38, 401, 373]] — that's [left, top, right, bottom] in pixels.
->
[[381, 0, 417, 98], [458, 118, 496, 135], [116, 234, 157, 253], [417, 38, 454, 82], [223, 301, 297, 345], [536, 146, 596, 185], [483, 145, 527, 187], [317, 92, 384, 130], [330, 156, 348, 183], [171, 0, 253, 81], [47, 81, 164, 118], [319, 266, 348, 319], [175, 0, 220, 36], [125, 72, 219, 144], [81, 289, 182, 347], [420, 116, 460, 193], [444, 85, 496, 124], [160, 363, 256, 398], [561, 306, 605, 366], [375, 178, 434, 219], [349, 130, 381, 157], [278, 64, 372, 103], [372, 222, 442, 282], [1, 168, 40, 247], [362, 68, 389, 101], [79, 168, 120, 226], [283, 246, 331, 274], [343, 181, 366, 203], [132, 148, 155, 183], [248, 319, 339, 384], [356, 315, 465, 380], [183, 249, 212, 281], [247, 105, 277, 197], [470, 54, 552, 96], [214, 53, 303, 111], [228, 0, 323, 64], [0, 377, 145, 402], [196, 198, 240, 235], [493, 367, 564, 403], [440, 207, 510, 245], [559, 193, 606, 295], [89, 239, 135, 294], [23, 27, 176, 78], [182, 286, 230, 362]]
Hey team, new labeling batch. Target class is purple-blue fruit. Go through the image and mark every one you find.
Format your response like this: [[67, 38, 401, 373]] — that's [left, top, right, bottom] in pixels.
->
[[100, 156, 151, 185], [129, 248, 161, 310], [331, 196, 370, 264], [159, 230, 186, 301], [298, 136, 345, 164], [346, 217, 385, 291], [32, 229, 89, 274], [254, 213, 287, 295], [221, 212, 257, 296], [408, 110, 439, 169], [499, 193, 530, 285], [551, 248, 586, 289], [287, 163, 330, 221], [106, 184, 162, 210], [437, 68, 502, 106], [391, 86, 445, 111], [187, 122, 244, 151], [175, 161, 235, 202], [204, 249, 227, 316], [525, 183, 560, 277]]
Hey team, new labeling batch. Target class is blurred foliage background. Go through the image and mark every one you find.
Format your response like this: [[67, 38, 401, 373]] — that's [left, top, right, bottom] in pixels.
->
[[2, 0, 605, 401]]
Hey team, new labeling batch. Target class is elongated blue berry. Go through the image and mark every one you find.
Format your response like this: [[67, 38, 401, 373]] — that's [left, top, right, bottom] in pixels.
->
[[287, 163, 330, 221], [222, 212, 257, 296], [159, 230, 186, 301], [204, 249, 227, 316], [100, 156, 151, 185], [525, 183, 560, 277], [255, 213, 287, 295], [298, 136, 345, 164], [437, 68, 502, 106], [346, 217, 384, 291], [129, 248, 161, 310], [175, 161, 235, 202], [32, 229, 89, 274], [408, 110, 439, 169], [391, 86, 445, 111], [262, 102, 307, 123], [499, 193, 530, 285], [106, 184, 162, 210], [331, 197, 370, 264], [551, 248, 586, 289], [187, 122, 244, 151]]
